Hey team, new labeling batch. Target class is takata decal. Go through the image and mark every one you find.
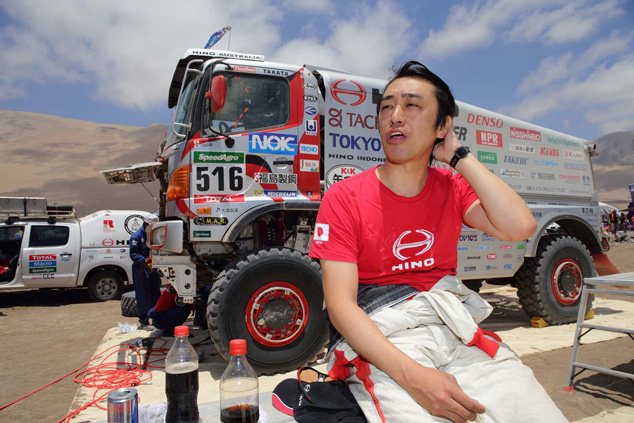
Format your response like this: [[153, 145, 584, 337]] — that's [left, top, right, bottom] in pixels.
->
[[249, 133, 297, 155], [326, 165, 364, 187], [124, 214, 145, 235], [330, 79, 367, 106]]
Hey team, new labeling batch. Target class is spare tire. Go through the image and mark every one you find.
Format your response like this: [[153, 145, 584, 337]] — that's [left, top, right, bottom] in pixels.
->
[[121, 291, 137, 317]]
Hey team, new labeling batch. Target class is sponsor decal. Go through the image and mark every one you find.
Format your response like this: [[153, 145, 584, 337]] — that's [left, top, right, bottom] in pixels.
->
[[564, 163, 587, 171], [264, 190, 297, 197], [487, 254, 497, 260], [559, 174, 580, 184], [234, 65, 256, 73], [303, 83, 317, 90], [477, 151, 497, 164], [120, 249, 126, 253], [547, 136, 581, 147], [328, 109, 378, 130], [517, 244, 525, 249], [29, 255, 56, 261], [500, 245, 512, 249], [482, 233, 496, 242], [509, 144, 536, 154], [454, 126, 467, 141], [330, 79, 367, 106], [510, 127, 541, 142], [106, 248, 111, 253], [466, 255, 481, 260], [116, 239, 130, 246], [29, 267, 56, 274], [305, 120, 318, 136], [530, 171, 555, 180], [300, 159, 319, 172], [300, 144, 319, 155], [193, 231, 211, 238], [87, 255, 96, 262], [476, 130, 503, 147], [582, 176, 591, 185], [102, 239, 115, 247], [263, 68, 290, 76], [504, 155, 528, 165], [193, 216, 229, 226], [103, 219, 115, 233], [193, 151, 244, 163], [464, 266, 476, 272], [249, 133, 298, 155], [255, 172, 297, 184], [582, 207, 594, 214], [500, 169, 526, 178], [508, 183, 522, 190], [326, 165, 364, 187], [460, 234, 478, 242], [540, 147, 560, 157], [305, 106, 318, 116], [124, 214, 145, 235], [526, 186, 566, 193], [29, 260, 56, 268], [85, 249, 99, 253], [532, 211, 543, 218], [486, 265, 497, 271], [564, 150, 584, 160], [476, 246, 492, 250], [194, 194, 245, 204], [504, 264, 513, 270], [467, 113, 504, 128], [304, 95, 318, 102], [329, 132, 382, 152], [503, 253, 514, 259], [314, 223, 329, 241], [457, 247, 468, 251], [534, 159, 559, 167]]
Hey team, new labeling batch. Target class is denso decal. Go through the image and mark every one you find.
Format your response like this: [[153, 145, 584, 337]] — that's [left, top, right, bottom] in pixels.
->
[[305, 120, 318, 136], [467, 113, 503, 128], [194, 194, 245, 204], [326, 165, 364, 187], [564, 150, 584, 160], [509, 144, 536, 154], [477, 151, 497, 164], [305, 106, 318, 116], [300, 144, 319, 155], [476, 130, 503, 147], [300, 159, 319, 172], [255, 173, 298, 184], [504, 156, 528, 165], [194, 152, 244, 163], [564, 163, 587, 171], [510, 127, 541, 142], [249, 133, 297, 155], [330, 133, 382, 151], [330, 79, 367, 106], [193, 216, 229, 226], [540, 147, 559, 157], [500, 169, 526, 178]]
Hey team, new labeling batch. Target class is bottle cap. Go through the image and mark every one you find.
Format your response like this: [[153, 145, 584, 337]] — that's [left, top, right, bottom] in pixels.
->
[[174, 326, 189, 337], [229, 339, 247, 355]]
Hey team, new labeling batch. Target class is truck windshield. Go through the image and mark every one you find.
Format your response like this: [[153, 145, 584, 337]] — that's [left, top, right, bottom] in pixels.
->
[[166, 76, 199, 147], [204, 73, 290, 135]]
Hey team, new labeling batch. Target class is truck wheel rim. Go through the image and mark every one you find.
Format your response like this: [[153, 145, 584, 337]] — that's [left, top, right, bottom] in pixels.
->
[[97, 278, 116, 297], [245, 281, 309, 347], [551, 258, 582, 305]]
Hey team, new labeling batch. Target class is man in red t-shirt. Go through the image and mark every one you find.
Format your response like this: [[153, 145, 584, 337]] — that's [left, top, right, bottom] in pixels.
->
[[310, 62, 566, 423]]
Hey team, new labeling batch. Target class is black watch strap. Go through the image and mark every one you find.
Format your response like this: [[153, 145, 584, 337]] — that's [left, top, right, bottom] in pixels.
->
[[450, 146, 470, 168]]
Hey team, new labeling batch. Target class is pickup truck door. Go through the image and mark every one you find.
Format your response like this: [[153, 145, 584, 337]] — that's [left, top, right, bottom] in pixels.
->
[[21, 222, 79, 287]]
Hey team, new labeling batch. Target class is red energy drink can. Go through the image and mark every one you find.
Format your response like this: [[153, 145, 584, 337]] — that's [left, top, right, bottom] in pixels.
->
[[107, 388, 138, 423]]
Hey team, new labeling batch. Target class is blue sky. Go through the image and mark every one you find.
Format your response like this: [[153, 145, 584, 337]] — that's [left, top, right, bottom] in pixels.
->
[[1, 0, 633, 140]]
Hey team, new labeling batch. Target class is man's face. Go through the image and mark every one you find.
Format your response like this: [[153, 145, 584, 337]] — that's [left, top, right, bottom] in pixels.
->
[[378, 77, 447, 165]]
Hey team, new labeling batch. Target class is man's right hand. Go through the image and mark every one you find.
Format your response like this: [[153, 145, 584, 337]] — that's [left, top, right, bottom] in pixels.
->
[[401, 365, 485, 423]]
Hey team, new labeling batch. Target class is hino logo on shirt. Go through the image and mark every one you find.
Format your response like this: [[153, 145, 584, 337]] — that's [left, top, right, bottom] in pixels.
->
[[392, 229, 435, 271]]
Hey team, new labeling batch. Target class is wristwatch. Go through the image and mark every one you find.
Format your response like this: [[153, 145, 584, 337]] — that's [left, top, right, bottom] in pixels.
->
[[450, 146, 470, 168]]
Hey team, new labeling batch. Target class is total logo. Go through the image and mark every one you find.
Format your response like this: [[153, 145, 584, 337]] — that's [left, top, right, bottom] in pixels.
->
[[249, 132, 298, 155], [330, 79, 367, 106], [391, 229, 435, 271]]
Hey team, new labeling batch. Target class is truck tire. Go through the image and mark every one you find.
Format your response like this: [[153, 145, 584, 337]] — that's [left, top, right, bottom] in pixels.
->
[[207, 247, 328, 374], [87, 271, 124, 302], [515, 235, 594, 325], [463, 280, 483, 293], [121, 291, 137, 317]]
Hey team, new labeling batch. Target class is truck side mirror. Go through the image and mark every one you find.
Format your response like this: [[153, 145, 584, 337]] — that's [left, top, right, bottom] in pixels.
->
[[206, 75, 226, 113]]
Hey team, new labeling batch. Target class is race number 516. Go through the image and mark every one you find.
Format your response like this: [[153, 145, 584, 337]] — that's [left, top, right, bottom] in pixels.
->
[[196, 166, 244, 192]]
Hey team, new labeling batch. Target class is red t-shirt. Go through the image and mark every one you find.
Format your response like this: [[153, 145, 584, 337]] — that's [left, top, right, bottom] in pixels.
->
[[309, 166, 478, 291]]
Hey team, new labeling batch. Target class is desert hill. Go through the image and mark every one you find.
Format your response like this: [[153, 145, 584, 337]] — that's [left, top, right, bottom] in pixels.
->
[[0, 110, 633, 215]]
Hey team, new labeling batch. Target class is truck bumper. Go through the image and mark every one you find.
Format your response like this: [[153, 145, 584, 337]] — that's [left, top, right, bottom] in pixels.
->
[[153, 255, 196, 303]]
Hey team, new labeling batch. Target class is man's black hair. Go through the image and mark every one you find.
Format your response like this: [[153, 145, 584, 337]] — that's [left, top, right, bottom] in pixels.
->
[[377, 61, 457, 164]]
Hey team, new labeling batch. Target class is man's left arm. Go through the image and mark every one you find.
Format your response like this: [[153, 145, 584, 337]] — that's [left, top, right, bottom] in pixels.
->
[[434, 125, 537, 241]]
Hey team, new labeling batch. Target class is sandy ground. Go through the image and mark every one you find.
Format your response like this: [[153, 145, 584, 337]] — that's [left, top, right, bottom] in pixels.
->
[[1, 242, 633, 423]]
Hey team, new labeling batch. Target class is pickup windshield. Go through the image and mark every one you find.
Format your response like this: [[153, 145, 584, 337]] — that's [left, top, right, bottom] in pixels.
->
[[204, 73, 290, 135]]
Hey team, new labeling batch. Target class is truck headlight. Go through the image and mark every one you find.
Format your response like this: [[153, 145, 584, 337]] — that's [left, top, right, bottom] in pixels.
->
[[150, 226, 166, 248]]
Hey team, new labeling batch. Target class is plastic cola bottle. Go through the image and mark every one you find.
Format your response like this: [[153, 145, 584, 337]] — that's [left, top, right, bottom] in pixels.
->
[[165, 326, 200, 423], [219, 339, 259, 423]]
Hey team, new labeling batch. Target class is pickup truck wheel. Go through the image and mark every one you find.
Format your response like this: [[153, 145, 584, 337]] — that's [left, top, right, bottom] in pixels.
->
[[87, 271, 123, 302], [207, 248, 328, 375], [121, 291, 137, 317], [515, 235, 594, 325]]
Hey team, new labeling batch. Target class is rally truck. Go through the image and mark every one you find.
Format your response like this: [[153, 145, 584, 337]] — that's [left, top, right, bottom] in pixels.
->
[[0, 197, 153, 301], [102, 49, 603, 374]]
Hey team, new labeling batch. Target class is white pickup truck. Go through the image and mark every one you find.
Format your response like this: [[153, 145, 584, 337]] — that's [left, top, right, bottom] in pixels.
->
[[0, 197, 153, 301]]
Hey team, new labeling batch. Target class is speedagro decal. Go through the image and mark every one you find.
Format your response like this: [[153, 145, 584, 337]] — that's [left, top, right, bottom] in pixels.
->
[[193, 152, 244, 163]]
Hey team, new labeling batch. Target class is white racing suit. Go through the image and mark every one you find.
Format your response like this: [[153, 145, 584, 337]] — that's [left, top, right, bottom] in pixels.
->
[[327, 276, 568, 423]]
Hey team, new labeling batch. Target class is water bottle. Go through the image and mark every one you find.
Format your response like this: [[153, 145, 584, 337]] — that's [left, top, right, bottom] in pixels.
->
[[165, 326, 200, 423], [219, 339, 259, 423]]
